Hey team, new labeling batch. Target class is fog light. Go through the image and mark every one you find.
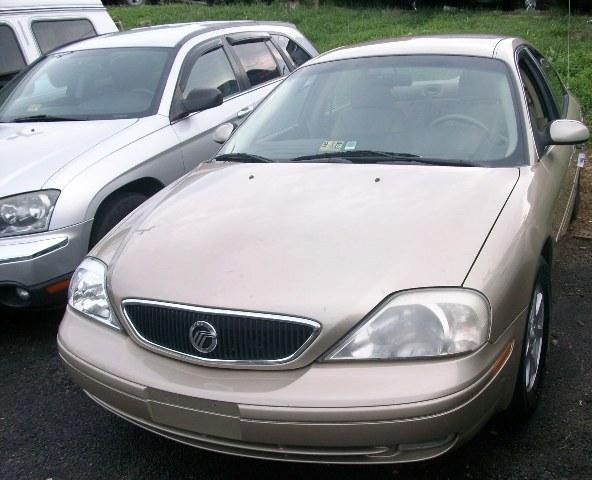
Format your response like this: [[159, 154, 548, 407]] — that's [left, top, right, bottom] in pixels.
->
[[15, 287, 30, 301]]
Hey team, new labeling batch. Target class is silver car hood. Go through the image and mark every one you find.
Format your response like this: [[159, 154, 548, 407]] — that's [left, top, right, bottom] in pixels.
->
[[0, 119, 137, 197], [107, 162, 519, 348]]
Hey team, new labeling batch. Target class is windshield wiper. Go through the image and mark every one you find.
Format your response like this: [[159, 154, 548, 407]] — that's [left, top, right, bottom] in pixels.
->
[[290, 150, 419, 162], [9, 114, 87, 123], [215, 153, 273, 163], [290, 150, 479, 167]]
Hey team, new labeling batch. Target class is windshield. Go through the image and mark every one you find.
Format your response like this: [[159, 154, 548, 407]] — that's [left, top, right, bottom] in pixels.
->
[[220, 55, 525, 166], [0, 47, 172, 122]]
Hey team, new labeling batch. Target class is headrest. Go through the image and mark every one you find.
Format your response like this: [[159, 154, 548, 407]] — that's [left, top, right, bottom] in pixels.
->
[[458, 69, 501, 101], [351, 76, 393, 108]]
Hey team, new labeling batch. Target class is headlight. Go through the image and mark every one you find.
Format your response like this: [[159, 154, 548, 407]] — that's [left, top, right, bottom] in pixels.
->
[[68, 257, 120, 330], [324, 289, 490, 361], [0, 190, 60, 238]]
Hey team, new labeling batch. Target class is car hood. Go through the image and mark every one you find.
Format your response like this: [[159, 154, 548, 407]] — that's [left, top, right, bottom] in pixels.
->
[[0, 119, 137, 198], [105, 162, 519, 367]]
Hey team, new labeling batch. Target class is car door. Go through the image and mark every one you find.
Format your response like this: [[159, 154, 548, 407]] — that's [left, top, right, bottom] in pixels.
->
[[517, 48, 578, 240], [527, 48, 581, 238], [171, 34, 286, 172]]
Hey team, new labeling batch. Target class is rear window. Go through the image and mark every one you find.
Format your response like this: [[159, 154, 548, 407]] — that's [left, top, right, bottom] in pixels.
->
[[0, 25, 26, 76], [32, 19, 96, 55], [272, 35, 311, 67], [232, 41, 280, 87]]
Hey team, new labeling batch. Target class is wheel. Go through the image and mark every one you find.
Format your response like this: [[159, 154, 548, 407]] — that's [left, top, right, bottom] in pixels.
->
[[124, 0, 146, 6], [89, 191, 148, 248], [510, 258, 551, 418]]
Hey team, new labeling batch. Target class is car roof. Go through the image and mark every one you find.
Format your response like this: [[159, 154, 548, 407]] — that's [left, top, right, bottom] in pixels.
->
[[307, 35, 524, 65], [54, 21, 296, 52], [0, 0, 104, 11]]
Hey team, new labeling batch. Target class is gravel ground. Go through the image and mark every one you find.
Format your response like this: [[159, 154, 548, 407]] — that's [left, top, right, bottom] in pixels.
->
[[1, 239, 591, 480]]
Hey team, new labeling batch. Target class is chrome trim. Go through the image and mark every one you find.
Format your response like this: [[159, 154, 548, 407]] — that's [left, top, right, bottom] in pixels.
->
[[0, 235, 68, 264], [121, 298, 322, 367]]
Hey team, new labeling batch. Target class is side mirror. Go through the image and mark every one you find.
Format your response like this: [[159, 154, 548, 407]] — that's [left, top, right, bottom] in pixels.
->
[[548, 119, 589, 146], [213, 122, 235, 144], [172, 88, 222, 121]]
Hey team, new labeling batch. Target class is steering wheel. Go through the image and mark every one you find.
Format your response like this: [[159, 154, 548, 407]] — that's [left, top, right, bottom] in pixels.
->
[[430, 113, 511, 159], [130, 88, 153, 98], [429, 113, 489, 133]]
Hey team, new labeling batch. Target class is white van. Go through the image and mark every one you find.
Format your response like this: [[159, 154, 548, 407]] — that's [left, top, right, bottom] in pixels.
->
[[0, 0, 118, 87]]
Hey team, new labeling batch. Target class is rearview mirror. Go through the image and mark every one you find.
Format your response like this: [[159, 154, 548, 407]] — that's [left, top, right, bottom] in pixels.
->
[[172, 88, 223, 122], [548, 119, 589, 146], [213, 122, 235, 144]]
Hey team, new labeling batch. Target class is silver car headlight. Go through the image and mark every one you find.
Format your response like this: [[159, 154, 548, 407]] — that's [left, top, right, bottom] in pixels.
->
[[324, 289, 490, 361], [68, 257, 120, 330], [0, 190, 60, 238]]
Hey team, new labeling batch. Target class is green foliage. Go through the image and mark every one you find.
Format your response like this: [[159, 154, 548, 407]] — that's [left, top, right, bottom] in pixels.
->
[[109, 4, 592, 124]]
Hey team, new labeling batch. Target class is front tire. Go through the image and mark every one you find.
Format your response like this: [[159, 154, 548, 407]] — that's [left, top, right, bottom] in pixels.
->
[[510, 258, 551, 418], [89, 191, 148, 248]]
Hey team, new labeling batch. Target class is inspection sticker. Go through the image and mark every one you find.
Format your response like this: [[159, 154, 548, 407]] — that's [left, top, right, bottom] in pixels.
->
[[578, 152, 586, 168], [319, 140, 345, 152], [344, 141, 357, 151]]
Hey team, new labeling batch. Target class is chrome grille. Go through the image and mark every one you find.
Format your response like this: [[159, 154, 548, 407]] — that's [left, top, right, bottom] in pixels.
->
[[122, 300, 320, 364]]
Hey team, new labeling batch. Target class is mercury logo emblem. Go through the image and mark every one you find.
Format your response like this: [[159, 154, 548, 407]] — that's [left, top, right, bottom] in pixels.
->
[[189, 321, 218, 354]]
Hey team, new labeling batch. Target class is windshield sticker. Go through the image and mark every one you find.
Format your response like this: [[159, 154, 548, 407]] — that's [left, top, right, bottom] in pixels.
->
[[319, 140, 356, 153]]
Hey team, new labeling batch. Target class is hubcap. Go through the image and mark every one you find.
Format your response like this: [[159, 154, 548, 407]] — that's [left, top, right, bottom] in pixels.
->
[[524, 282, 545, 392]]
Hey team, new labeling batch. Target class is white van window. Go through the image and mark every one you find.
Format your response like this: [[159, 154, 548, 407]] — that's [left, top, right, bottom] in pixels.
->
[[0, 25, 26, 77], [32, 19, 96, 55]]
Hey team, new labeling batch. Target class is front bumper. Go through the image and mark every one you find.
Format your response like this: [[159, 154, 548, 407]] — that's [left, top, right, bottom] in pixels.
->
[[0, 220, 92, 307], [58, 307, 525, 464]]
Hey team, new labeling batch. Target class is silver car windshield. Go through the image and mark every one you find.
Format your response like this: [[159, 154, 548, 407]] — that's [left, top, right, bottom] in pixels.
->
[[221, 55, 525, 166], [0, 47, 172, 122]]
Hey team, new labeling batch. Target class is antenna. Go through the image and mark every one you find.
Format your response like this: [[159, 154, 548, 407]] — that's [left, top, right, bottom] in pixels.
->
[[567, 0, 571, 87]]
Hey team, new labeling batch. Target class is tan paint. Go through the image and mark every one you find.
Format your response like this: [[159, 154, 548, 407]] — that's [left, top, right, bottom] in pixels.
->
[[59, 35, 585, 463]]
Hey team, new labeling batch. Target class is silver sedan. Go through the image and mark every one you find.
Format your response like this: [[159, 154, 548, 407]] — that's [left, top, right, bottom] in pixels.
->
[[0, 21, 317, 308]]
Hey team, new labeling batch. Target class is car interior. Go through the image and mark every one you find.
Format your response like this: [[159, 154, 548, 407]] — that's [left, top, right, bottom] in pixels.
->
[[243, 58, 523, 165], [1, 48, 170, 120]]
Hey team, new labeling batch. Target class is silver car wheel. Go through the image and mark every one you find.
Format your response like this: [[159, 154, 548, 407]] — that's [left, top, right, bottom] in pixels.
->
[[525, 0, 537, 10], [126, 0, 146, 5], [524, 282, 545, 392]]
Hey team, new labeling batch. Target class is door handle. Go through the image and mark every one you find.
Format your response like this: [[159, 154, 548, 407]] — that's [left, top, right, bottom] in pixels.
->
[[236, 105, 254, 119]]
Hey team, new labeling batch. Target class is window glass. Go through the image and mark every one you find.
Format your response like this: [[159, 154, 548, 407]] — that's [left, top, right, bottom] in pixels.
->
[[0, 47, 172, 122], [266, 41, 289, 76], [182, 47, 239, 98], [0, 25, 26, 77], [539, 58, 566, 116], [519, 58, 551, 133], [221, 55, 524, 167], [232, 41, 280, 87], [32, 19, 96, 55], [272, 35, 311, 67]]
